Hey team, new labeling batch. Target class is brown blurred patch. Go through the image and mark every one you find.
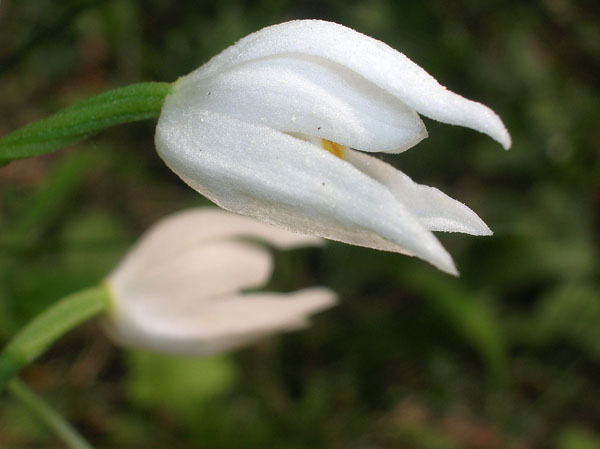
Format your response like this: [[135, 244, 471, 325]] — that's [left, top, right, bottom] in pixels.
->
[[442, 411, 503, 449], [0, 153, 56, 188]]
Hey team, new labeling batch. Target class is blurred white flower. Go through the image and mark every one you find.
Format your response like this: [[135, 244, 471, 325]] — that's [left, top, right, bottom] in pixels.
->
[[155, 20, 511, 275], [104, 208, 336, 356]]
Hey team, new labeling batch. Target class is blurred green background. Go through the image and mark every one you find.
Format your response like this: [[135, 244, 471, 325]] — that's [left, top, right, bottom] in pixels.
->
[[0, 0, 599, 448]]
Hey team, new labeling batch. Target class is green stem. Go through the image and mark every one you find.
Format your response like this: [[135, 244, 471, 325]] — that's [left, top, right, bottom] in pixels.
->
[[7, 379, 95, 449], [0, 285, 111, 391], [0, 82, 172, 163]]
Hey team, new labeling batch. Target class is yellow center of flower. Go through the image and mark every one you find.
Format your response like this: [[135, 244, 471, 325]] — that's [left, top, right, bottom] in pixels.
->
[[321, 138, 347, 159]]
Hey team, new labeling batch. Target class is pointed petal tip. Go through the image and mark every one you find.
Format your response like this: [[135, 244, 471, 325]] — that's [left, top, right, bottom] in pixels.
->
[[410, 232, 459, 276], [447, 265, 460, 277], [419, 246, 458, 276], [479, 224, 494, 236], [498, 128, 512, 150], [483, 109, 511, 150], [435, 252, 459, 277], [464, 213, 493, 236]]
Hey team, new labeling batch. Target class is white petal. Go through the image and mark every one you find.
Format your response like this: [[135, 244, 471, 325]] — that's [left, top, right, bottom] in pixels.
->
[[173, 55, 426, 153], [108, 208, 322, 288], [103, 287, 337, 356], [110, 240, 273, 305], [182, 20, 511, 149], [155, 106, 458, 275], [345, 150, 492, 235]]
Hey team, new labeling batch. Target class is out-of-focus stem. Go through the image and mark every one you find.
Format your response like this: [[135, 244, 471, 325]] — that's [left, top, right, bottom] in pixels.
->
[[7, 379, 95, 449], [0, 285, 110, 391]]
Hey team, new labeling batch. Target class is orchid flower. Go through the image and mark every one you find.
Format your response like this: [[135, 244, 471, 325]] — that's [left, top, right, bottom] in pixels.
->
[[155, 20, 511, 275], [104, 208, 336, 356]]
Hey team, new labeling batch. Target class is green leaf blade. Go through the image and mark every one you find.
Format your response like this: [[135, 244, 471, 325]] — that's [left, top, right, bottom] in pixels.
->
[[0, 82, 171, 163]]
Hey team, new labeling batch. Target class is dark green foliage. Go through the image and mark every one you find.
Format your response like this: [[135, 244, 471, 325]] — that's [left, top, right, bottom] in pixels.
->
[[0, 1, 599, 448]]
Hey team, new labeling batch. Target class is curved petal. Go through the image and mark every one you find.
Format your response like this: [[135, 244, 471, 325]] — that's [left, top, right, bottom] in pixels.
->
[[182, 20, 511, 149], [109, 209, 321, 278], [103, 287, 337, 356], [345, 150, 492, 235], [110, 240, 273, 304], [173, 55, 426, 153], [155, 106, 458, 275]]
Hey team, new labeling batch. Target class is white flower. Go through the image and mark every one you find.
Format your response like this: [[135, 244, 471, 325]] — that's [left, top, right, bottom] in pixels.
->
[[155, 20, 511, 275], [104, 208, 336, 356]]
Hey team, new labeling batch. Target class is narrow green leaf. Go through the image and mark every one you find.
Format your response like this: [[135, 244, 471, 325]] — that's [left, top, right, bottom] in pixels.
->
[[0, 82, 171, 163]]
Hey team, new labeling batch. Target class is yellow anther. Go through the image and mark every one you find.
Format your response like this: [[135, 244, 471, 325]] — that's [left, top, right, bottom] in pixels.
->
[[321, 139, 347, 159]]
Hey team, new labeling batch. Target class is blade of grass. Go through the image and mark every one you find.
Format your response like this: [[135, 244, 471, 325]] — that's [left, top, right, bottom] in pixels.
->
[[7, 379, 94, 449]]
